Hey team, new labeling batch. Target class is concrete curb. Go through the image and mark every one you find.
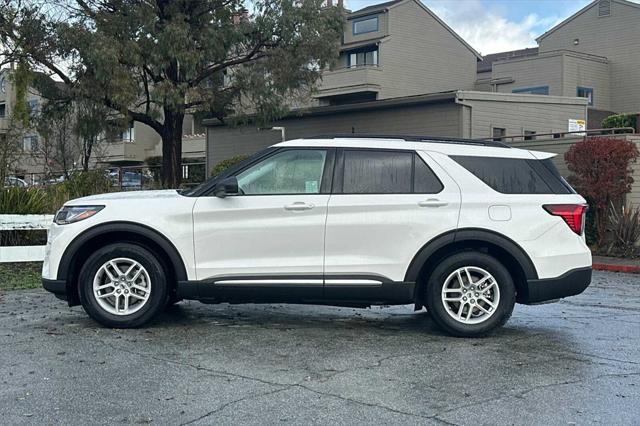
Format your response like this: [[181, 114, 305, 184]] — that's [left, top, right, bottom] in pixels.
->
[[592, 263, 640, 274]]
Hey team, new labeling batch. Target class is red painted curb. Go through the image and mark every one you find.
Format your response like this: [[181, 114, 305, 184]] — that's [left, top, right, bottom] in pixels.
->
[[592, 263, 640, 274]]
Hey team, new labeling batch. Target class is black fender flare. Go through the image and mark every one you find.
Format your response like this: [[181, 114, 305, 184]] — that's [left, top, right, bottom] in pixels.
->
[[404, 228, 538, 283], [56, 221, 188, 282]]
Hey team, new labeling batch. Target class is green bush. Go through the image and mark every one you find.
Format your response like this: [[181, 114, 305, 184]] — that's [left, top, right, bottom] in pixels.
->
[[0, 171, 112, 215], [0, 187, 49, 214], [602, 113, 637, 133], [211, 155, 249, 177], [59, 170, 112, 200], [606, 202, 640, 258]]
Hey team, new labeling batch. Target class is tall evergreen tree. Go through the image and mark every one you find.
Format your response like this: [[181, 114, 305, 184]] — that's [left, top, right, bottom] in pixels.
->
[[0, 0, 343, 186]]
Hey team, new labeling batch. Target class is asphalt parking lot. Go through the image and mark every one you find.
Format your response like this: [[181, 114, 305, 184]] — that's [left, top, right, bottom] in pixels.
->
[[1, 270, 639, 425]]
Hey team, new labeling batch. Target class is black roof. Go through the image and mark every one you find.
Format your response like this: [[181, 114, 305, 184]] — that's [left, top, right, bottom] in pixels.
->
[[350, 0, 403, 16], [477, 47, 539, 73], [304, 134, 510, 148]]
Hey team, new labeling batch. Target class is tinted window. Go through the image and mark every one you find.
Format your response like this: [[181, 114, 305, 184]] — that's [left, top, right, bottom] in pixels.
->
[[451, 156, 572, 194], [236, 149, 326, 195], [414, 155, 444, 193], [353, 16, 378, 35], [341, 150, 442, 194]]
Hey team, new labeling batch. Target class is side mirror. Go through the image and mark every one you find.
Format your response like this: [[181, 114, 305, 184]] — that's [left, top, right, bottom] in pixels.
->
[[213, 176, 239, 198]]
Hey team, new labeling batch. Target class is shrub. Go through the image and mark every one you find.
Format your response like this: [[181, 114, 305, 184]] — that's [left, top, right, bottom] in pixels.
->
[[565, 137, 640, 247], [211, 155, 248, 177], [606, 202, 640, 257], [0, 187, 49, 214], [602, 113, 637, 133], [60, 170, 112, 200]]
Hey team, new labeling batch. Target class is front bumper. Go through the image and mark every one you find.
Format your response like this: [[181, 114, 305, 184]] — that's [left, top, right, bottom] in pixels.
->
[[42, 278, 69, 302], [521, 267, 592, 304]]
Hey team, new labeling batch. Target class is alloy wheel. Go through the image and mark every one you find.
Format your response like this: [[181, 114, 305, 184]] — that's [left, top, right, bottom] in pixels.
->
[[441, 266, 500, 325], [92, 257, 152, 316]]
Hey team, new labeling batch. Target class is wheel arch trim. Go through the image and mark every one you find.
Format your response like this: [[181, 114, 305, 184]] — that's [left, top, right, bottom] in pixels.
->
[[404, 228, 539, 283], [56, 221, 189, 283]]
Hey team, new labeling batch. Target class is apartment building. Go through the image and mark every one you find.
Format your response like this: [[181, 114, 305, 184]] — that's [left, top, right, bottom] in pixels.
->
[[315, 0, 480, 105], [204, 0, 590, 170], [0, 68, 52, 181], [0, 67, 205, 182], [478, 0, 640, 127]]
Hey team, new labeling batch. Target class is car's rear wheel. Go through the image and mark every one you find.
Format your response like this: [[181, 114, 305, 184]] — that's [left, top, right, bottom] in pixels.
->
[[78, 243, 168, 328], [425, 251, 515, 337]]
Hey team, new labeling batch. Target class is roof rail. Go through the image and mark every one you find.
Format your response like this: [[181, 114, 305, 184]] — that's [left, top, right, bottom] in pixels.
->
[[304, 134, 511, 148]]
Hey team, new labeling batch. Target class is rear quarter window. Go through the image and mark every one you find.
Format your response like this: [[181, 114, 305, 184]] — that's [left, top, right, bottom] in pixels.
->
[[451, 155, 572, 194]]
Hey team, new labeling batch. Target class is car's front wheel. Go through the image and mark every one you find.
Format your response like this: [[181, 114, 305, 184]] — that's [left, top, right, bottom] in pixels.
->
[[78, 243, 168, 328], [425, 251, 515, 337]]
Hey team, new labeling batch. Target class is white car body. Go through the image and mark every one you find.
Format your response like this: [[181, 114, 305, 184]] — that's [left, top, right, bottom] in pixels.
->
[[42, 136, 592, 335]]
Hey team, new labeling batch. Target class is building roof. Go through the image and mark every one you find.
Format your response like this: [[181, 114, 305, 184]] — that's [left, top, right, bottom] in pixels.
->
[[536, 0, 640, 42], [477, 47, 539, 73], [203, 90, 587, 126], [350, 0, 403, 16], [348, 0, 482, 60]]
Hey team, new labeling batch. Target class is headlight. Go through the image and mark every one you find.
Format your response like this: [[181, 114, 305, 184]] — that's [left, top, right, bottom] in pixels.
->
[[54, 205, 104, 225]]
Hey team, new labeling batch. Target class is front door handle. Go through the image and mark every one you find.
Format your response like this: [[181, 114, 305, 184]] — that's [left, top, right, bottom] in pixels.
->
[[284, 202, 315, 211], [418, 199, 448, 208]]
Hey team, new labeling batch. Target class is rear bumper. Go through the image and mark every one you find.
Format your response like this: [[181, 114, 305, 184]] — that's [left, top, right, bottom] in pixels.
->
[[520, 267, 592, 304]]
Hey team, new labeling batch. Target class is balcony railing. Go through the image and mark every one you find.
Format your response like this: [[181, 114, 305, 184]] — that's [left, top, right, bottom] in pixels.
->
[[317, 65, 383, 96]]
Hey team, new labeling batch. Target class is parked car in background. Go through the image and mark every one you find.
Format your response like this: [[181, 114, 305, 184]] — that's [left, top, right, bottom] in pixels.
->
[[4, 176, 28, 187], [108, 170, 144, 189], [42, 135, 592, 337]]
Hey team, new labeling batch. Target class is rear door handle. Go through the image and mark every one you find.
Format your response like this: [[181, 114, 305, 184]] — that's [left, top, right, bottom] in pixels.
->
[[284, 202, 315, 211], [418, 199, 448, 208]]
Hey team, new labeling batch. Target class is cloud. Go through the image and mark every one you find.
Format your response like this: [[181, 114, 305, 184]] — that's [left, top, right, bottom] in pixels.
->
[[423, 0, 570, 55]]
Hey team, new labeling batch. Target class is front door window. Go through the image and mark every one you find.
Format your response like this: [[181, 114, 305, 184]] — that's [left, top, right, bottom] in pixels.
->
[[236, 149, 327, 195]]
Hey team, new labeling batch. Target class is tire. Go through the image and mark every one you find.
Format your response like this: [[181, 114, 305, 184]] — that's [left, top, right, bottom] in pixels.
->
[[425, 251, 515, 337], [78, 243, 168, 328]]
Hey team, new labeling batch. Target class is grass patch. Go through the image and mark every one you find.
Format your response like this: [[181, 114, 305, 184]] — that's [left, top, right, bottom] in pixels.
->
[[0, 262, 42, 291]]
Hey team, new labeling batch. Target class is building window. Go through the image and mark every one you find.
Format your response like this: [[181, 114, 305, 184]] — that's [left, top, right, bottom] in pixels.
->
[[352, 16, 378, 35], [120, 124, 135, 142], [23, 135, 38, 152], [27, 99, 39, 116], [524, 130, 536, 141], [0, 103, 5, 118], [492, 127, 506, 142], [512, 86, 549, 95], [348, 47, 378, 68], [598, 0, 611, 17], [577, 87, 594, 106]]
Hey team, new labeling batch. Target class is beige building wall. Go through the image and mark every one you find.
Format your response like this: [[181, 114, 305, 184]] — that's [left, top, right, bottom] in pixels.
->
[[380, 0, 478, 98], [537, 0, 640, 112], [206, 101, 462, 171], [456, 91, 588, 140], [491, 51, 610, 111]]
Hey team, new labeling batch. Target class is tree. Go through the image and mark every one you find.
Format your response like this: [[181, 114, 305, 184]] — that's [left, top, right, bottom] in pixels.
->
[[74, 99, 111, 171], [565, 137, 640, 246], [1, 0, 344, 187], [35, 100, 79, 178]]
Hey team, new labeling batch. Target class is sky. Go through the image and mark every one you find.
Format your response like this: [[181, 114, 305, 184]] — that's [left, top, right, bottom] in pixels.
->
[[344, 0, 639, 55]]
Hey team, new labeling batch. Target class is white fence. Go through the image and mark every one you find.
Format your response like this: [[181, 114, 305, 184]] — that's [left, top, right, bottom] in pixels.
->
[[0, 214, 54, 263]]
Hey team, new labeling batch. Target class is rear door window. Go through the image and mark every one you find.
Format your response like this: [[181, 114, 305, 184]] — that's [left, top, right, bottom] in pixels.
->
[[339, 150, 443, 194], [451, 155, 572, 194]]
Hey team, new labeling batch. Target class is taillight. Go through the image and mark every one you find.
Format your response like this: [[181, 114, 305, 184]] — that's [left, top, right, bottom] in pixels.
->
[[543, 204, 588, 235]]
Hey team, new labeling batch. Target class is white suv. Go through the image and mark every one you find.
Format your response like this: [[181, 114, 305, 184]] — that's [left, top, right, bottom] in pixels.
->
[[42, 136, 592, 337]]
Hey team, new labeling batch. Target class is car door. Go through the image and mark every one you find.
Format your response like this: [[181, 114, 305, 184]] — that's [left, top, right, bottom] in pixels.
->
[[324, 148, 460, 299], [192, 147, 334, 302]]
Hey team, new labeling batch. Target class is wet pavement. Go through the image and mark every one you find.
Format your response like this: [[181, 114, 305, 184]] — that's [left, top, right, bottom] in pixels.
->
[[0, 271, 639, 425]]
